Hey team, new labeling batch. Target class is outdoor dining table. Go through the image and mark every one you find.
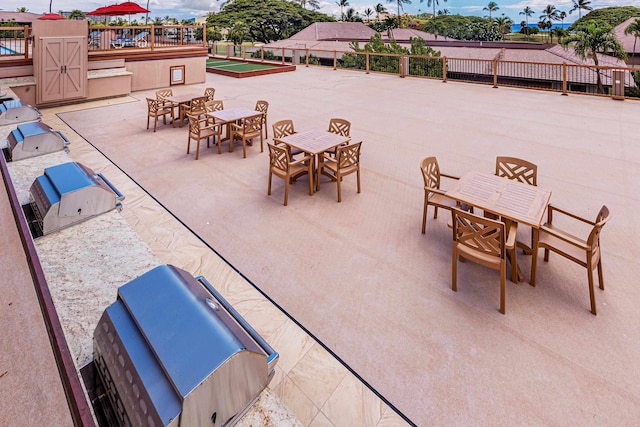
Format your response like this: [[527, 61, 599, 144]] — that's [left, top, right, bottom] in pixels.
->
[[206, 107, 262, 152], [277, 129, 351, 192], [445, 171, 552, 281], [164, 93, 201, 128]]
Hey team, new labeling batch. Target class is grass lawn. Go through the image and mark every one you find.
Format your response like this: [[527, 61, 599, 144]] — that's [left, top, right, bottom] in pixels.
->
[[206, 59, 281, 72]]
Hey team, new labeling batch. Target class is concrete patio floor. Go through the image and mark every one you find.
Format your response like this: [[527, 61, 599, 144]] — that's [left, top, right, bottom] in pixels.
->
[[2, 66, 640, 426]]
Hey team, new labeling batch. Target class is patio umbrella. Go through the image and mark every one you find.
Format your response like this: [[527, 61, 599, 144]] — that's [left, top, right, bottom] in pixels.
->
[[38, 13, 65, 20], [87, 2, 150, 24]]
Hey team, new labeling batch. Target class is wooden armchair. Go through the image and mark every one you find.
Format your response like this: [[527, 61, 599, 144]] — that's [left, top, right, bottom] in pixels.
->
[[255, 100, 269, 138], [146, 97, 174, 132], [180, 96, 207, 125], [187, 114, 223, 159], [204, 100, 224, 126], [204, 87, 215, 102], [326, 118, 351, 157], [452, 207, 518, 314], [531, 205, 610, 315], [267, 143, 314, 206], [496, 156, 537, 186], [229, 113, 264, 158], [272, 119, 302, 157], [318, 141, 362, 202], [420, 156, 463, 234]]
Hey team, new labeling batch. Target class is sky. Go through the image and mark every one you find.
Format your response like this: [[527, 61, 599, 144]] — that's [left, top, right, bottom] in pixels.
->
[[1, 0, 631, 25]]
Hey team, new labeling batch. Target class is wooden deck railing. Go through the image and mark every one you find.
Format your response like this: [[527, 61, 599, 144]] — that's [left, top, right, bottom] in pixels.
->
[[0, 26, 30, 60], [88, 25, 206, 51], [213, 43, 640, 100]]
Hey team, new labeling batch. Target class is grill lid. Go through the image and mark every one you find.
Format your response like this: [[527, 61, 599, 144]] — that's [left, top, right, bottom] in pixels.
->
[[0, 100, 41, 125], [7, 121, 68, 161]]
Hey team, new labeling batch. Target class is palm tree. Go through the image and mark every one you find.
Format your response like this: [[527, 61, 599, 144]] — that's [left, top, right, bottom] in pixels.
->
[[387, 0, 412, 28], [540, 5, 559, 43], [559, 11, 567, 27], [375, 3, 387, 19], [494, 15, 513, 39], [562, 22, 626, 93], [421, 0, 448, 35], [16, 7, 29, 12], [438, 9, 450, 16], [569, 0, 592, 19], [363, 8, 374, 21], [520, 6, 534, 40], [483, 2, 499, 20], [624, 18, 640, 59], [345, 7, 358, 22], [336, 0, 349, 21]]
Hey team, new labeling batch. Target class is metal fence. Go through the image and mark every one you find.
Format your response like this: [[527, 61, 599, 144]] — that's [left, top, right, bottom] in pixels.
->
[[0, 26, 30, 60], [88, 25, 205, 51], [214, 44, 640, 100]]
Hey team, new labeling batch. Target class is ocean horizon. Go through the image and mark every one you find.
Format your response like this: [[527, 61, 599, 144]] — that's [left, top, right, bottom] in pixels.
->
[[510, 23, 572, 33]]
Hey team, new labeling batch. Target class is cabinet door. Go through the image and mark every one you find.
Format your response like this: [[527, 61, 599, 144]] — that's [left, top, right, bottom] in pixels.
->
[[62, 38, 86, 99], [41, 38, 65, 103]]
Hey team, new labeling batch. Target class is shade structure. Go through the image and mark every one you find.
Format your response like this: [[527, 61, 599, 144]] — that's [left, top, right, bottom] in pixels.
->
[[38, 13, 65, 20], [86, 2, 150, 17]]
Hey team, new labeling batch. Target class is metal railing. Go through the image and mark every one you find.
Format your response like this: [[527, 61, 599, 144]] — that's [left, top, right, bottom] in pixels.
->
[[0, 26, 30, 60], [88, 25, 205, 51], [215, 44, 640, 100]]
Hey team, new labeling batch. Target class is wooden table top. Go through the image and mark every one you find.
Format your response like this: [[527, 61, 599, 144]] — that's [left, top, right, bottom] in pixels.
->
[[165, 93, 202, 103], [206, 107, 260, 123], [446, 172, 552, 228], [278, 129, 350, 155]]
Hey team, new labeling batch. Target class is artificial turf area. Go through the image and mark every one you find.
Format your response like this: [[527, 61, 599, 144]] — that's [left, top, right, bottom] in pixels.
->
[[206, 57, 296, 78]]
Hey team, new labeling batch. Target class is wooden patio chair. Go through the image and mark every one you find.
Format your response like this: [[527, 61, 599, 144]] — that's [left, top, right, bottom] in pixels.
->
[[325, 117, 351, 157], [204, 87, 215, 102], [318, 141, 362, 202], [267, 143, 313, 206], [180, 95, 207, 125], [146, 97, 174, 132], [229, 113, 264, 158], [255, 100, 269, 138], [451, 207, 518, 314], [187, 114, 223, 159], [272, 119, 303, 157], [530, 205, 610, 315], [204, 100, 224, 125], [420, 156, 463, 234]]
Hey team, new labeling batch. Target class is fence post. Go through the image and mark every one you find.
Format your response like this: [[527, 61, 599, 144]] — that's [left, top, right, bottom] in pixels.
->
[[562, 62, 568, 96], [261, 47, 264, 61], [24, 25, 30, 60], [150, 25, 155, 51], [493, 59, 498, 88], [333, 51, 337, 70], [442, 56, 447, 82], [366, 52, 369, 74]]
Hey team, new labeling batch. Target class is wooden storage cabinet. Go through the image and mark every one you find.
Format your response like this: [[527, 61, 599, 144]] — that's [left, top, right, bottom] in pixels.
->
[[37, 37, 87, 104]]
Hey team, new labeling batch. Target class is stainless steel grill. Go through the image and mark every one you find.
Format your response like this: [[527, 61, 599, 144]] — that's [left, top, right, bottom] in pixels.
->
[[7, 121, 69, 161], [28, 162, 123, 237], [0, 100, 42, 126], [92, 264, 278, 427]]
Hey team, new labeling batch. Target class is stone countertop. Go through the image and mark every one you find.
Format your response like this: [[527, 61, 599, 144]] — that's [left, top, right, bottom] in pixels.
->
[[5, 146, 301, 427]]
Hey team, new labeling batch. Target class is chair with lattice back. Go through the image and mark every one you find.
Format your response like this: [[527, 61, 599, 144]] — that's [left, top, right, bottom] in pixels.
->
[[325, 118, 351, 157], [420, 156, 464, 234], [267, 143, 313, 206], [531, 205, 610, 315], [155, 89, 176, 120], [146, 97, 174, 132], [180, 96, 207, 125], [272, 119, 303, 157], [204, 87, 215, 102], [496, 156, 537, 186], [451, 207, 518, 314], [230, 113, 264, 158], [255, 100, 269, 139], [318, 141, 362, 202], [187, 114, 223, 159]]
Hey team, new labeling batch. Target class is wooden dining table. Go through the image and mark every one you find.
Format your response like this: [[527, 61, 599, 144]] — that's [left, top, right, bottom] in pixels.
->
[[206, 107, 262, 152], [163, 93, 201, 128], [277, 129, 351, 192], [445, 172, 552, 281]]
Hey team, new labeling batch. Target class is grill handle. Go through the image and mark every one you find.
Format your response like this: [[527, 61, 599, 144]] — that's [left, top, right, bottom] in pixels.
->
[[196, 276, 279, 372], [97, 173, 125, 201], [54, 130, 69, 144]]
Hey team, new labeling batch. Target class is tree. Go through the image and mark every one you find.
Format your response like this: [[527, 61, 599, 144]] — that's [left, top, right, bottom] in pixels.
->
[[539, 5, 559, 43], [494, 15, 513, 39], [421, 0, 447, 35], [363, 8, 374, 21], [207, 0, 334, 44], [483, 2, 499, 20], [569, 0, 592, 19], [344, 7, 361, 22], [520, 6, 534, 40], [562, 22, 627, 93], [375, 3, 387, 19], [298, 0, 320, 10], [336, 0, 349, 21], [16, 7, 28, 12], [559, 11, 567, 26], [227, 21, 249, 44], [387, 0, 412, 28], [68, 10, 85, 20], [624, 18, 640, 58], [438, 9, 450, 16]]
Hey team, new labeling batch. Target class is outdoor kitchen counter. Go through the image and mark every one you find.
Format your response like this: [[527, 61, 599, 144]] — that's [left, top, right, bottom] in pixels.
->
[[5, 150, 301, 426]]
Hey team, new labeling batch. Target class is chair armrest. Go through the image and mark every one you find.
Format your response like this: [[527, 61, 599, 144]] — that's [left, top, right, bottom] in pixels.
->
[[230, 123, 242, 131], [320, 152, 336, 162], [547, 204, 595, 226], [291, 154, 312, 166], [441, 172, 461, 180], [505, 222, 518, 249], [539, 224, 590, 250], [425, 186, 447, 196]]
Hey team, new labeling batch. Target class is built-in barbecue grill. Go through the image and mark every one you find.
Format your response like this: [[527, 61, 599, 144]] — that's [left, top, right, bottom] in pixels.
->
[[28, 162, 123, 237], [7, 121, 69, 161], [0, 99, 41, 126], [91, 264, 278, 427]]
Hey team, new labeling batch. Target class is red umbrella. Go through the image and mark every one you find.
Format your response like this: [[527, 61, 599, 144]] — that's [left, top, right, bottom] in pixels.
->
[[38, 13, 65, 20], [87, 2, 149, 17]]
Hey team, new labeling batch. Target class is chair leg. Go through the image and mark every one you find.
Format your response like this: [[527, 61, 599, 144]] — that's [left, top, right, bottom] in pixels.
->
[[153, 116, 158, 132], [509, 246, 518, 284], [260, 134, 264, 153], [283, 176, 289, 206], [336, 172, 342, 202], [597, 258, 604, 290], [242, 138, 247, 158], [147, 115, 150, 130], [186, 136, 191, 154], [452, 244, 458, 292], [587, 267, 597, 315], [356, 169, 361, 194], [499, 262, 506, 314], [267, 172, 273, 196], [307, 165, 313, 196], [422, 194, 428, 234], [530, 231, 539, 287], [434, 206, 439, 219], [195, 140, 201, 160]]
